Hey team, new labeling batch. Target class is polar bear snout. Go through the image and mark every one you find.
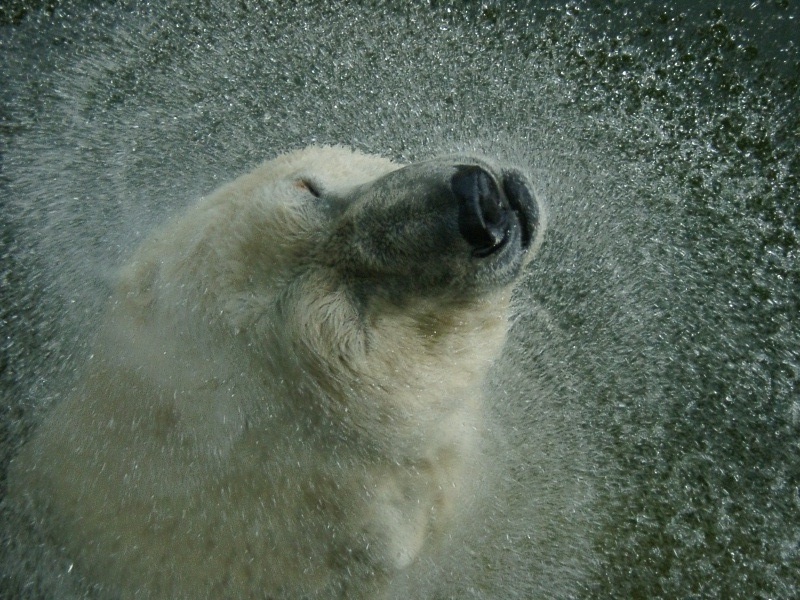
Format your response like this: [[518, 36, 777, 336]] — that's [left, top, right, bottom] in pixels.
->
[[334, 155, 543, 294], [452, 165, 539, 259]]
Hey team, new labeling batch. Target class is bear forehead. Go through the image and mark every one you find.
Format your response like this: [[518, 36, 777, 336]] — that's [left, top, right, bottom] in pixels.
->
[[254, 145, 402, 192]]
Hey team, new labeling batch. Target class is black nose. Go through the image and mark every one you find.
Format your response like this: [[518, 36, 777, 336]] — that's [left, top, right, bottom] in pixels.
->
[[452, 166, 510, 257]]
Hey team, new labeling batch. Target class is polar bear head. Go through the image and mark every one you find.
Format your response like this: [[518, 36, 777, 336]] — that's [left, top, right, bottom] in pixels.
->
[[110, 145, 545, 455]]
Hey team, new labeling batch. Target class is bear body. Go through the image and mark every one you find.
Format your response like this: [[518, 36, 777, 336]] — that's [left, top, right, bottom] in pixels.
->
[[10, 146, 544, 598]]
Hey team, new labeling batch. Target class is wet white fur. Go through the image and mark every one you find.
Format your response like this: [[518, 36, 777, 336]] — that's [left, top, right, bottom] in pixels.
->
[[10, 146, 543, 599]]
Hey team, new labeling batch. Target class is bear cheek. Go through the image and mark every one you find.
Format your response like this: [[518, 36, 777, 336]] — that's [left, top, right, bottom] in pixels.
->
[[279, 273, 368, 371]]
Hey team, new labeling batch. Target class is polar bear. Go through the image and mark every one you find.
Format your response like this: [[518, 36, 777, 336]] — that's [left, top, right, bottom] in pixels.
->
[[10, 146, 545, 599]]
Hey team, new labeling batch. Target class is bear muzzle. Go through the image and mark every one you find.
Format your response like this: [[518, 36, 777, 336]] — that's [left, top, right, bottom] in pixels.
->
[[332, 156, 542, 293]]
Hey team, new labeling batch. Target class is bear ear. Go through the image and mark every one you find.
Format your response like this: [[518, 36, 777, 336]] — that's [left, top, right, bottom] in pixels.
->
[[115, 259, 157, 312]]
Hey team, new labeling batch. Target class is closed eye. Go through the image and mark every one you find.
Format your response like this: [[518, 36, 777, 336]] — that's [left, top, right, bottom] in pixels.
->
[[294, 179, 321, 198]]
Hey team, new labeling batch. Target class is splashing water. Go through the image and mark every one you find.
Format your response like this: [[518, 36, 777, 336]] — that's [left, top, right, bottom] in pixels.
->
[[1, 1, 797, 598]]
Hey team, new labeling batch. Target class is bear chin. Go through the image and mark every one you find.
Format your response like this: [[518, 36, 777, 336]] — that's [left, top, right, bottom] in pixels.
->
[[9, 145, 545, 599]]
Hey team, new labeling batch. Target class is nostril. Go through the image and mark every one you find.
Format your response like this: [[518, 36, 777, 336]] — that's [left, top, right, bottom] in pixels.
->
[[452, 165, 509, 256]]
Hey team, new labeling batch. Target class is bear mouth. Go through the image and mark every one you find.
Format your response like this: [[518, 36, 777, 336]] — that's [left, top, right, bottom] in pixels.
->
[[502, 171, 536, 252]]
